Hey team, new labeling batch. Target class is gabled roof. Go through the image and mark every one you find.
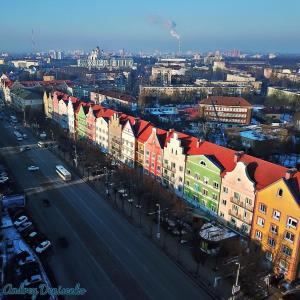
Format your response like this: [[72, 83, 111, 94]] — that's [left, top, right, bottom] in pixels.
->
[[185, 139, 236, 176], [239, 154, 288, 190], [137, 123, 153, 143], [164, 129, 189, 147], [200, 96, 252, 107]]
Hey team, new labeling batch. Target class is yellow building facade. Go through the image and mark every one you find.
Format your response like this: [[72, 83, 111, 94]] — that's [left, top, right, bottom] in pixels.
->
[[251, 175, 300, 282]]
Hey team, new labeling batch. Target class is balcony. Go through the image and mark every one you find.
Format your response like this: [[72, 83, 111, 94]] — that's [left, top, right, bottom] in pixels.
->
[[230, 197, 253, 212], [228, 209, 252, 225]]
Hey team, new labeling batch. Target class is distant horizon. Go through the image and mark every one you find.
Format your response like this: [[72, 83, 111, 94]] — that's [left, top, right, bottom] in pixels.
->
[[1, 0, 300, 54]]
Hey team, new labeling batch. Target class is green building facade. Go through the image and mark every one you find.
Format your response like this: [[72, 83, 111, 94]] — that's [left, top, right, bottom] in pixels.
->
[[183, 155, 223, 214], [76, 105, 87, 139]]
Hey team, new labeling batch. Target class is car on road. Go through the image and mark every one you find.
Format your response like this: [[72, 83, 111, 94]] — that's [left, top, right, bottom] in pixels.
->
[[14, 215, 28, 226], [28, 166, 39, 171], [20, 146, 31, 152], [35, 240, 51, 253], [17, 137, 23, 141]]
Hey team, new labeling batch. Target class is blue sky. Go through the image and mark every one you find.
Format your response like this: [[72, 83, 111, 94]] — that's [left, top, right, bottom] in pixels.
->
[[1, 0, 299, 53]]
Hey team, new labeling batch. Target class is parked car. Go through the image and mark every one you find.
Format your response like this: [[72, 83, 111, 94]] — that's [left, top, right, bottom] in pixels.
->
[[0, 176, 9, 183], [35, 240, 51, 254], [14, 215, 28, 227], [24, 231, 39, 244], [17, 222, 33, 233], [22, 274, 43, 287], [20, 147, 25, 152], [17, 137, 23, 141], [28, 166, 39, 171], [25, 146, 31, 150], [18, 254, 35, 266]]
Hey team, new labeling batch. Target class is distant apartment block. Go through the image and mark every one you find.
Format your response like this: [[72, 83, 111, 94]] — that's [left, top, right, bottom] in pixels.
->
[[199, 96, 252, 124], [90, 90, 137, 111]]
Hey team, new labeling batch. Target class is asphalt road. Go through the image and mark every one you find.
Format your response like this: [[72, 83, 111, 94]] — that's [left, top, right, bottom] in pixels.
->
[[0, 118, 214, 300]]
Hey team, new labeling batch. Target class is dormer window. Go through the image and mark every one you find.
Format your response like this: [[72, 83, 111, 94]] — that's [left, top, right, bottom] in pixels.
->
[[200, 160, 206, 166], [277, 188, 283, 197]]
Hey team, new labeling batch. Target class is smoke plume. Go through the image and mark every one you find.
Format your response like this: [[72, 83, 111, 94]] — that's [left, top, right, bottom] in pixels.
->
[[148, 15, 180, 40]]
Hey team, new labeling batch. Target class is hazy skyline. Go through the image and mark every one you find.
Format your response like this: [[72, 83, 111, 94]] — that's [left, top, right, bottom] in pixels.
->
[[1, 0, 300, 53]]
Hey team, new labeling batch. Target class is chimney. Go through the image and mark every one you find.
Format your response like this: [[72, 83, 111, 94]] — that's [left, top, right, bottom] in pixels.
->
[[234, 151, 244, 163], [196, 139, 202, 148], [285, 168, 297, 180]]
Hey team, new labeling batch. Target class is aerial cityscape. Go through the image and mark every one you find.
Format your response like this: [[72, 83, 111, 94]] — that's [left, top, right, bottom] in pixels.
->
[[0, 0, 300, 299]]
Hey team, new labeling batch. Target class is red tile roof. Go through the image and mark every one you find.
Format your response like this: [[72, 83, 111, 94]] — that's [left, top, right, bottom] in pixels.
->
[[200, 96, 252, 107], [137, 123, 153, 142], [239, 154, 288, 190]]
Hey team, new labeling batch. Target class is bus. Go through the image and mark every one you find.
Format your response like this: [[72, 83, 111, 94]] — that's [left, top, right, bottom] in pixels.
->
[[55, 165, 71, 181]]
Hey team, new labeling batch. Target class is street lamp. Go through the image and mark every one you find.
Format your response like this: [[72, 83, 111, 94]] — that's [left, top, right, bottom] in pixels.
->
[[231, 262, 241, 298], [156, 203, 161, 240]]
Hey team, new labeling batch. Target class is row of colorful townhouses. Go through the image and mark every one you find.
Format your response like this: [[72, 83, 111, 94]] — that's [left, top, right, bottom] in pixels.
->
[[43, 91, 300, 282]]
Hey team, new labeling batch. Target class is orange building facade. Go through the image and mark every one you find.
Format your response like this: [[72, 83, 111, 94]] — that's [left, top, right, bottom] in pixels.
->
[[251, 171, 300, 282]]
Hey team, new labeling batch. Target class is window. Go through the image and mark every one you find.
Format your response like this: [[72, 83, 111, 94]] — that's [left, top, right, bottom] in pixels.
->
[[186, 180, 190, 186], [284, 231, 295, 243], [179, 166, 183, 172], [179, 177, 183, 182], [164, 159, 168, 164], [245, 197, 252, 206], [194, 173, 200, 180], [171, 162, 176, 169], [146, 150, 150, 156], [255, 230, 262, 240], [266, 251, 273, 261], [200, 160, 206, 166], [273, 210, 281, 221], [287, 217, 298, 229], [257, 217, 265, 227], [194, 183, 200, 192], [223, 186, 228, 193], [222, 199, 227, 205], [259, 203, 267, 214], [212, 194, 218, 200], [270, 224, 278, 235], [220, 212, 224, 218], [187, 169, 191, 175], [279, 260, 289, 273], [157, 166, 161, 171], [233, 192, 240, 201], [282, 245, 292, 257], [277, 188, 283, 197], [267, 237, 276, 248], [203, 177, 209, 184], [202, 189, 208, 196], [213, 182, 219, 189]]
